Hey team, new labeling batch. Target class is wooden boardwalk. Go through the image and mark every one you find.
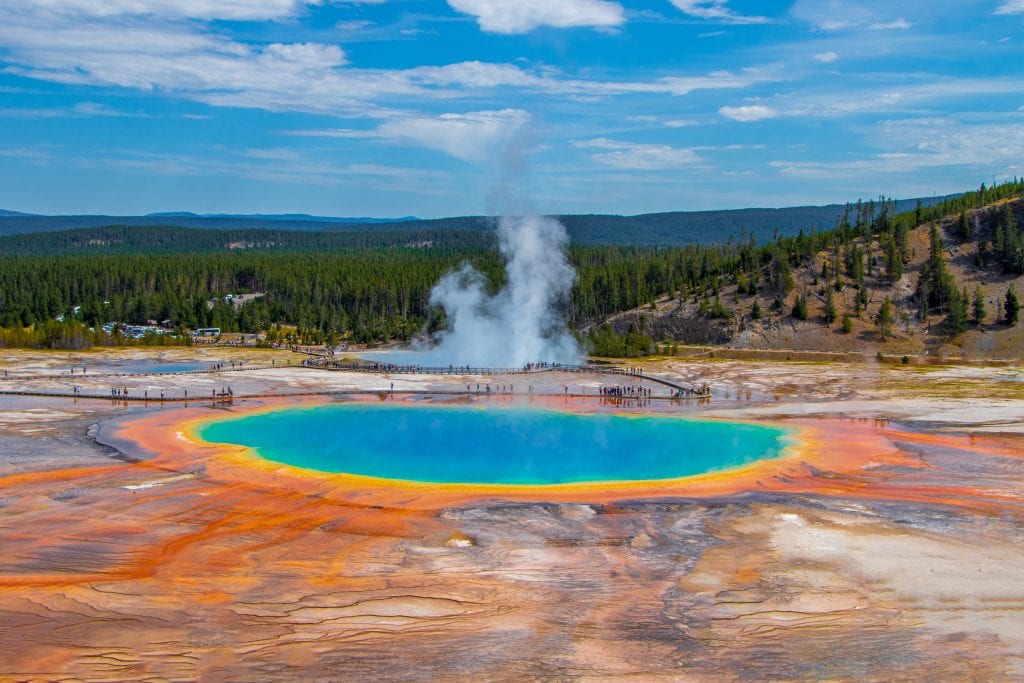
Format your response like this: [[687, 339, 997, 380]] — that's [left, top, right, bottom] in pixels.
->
[[0, 357, 711, 402], [0, 386, 708, 404]]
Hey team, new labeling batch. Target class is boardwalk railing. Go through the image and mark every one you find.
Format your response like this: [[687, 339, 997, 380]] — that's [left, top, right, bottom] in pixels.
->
[[303, 359, 588, 375]]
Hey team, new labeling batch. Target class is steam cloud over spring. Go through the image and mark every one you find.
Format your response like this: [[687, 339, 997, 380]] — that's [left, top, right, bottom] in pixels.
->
[[427, 214, 582, 367]]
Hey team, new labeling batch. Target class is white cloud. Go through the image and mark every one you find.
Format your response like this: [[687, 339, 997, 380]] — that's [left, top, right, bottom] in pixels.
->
[[0, 102, 139, 118], [407, 61, 539, 89], [624, 116, 698, 128], [21, 0, 318, 21], [377, 109, 531, 162], [869, 18, 911, 30], [0, 1, 783, 137], [574, 138, 700, 169], [335, 20, 374, 32], [286, 128, 374, 138], [719, 104, 777, 121], [287, 110, 533, 162], [778, 78, 1024, 118], [622, 114, 696, 127], [0, 5, 410, 116], [0, 0, 778, 117], [447, 0, 625, 34], [404, 62, 778, 98], [814, 51, 839, 63], [790, 0, 860, 30], [0, 147, 53, 162], [770, 119, 1024, 178], [71, 102, 127, 116], [790, 0, 915, 31], [670, 0, 768, 24], [995, 0, 1024, 14], [656, 68, 780, 96]]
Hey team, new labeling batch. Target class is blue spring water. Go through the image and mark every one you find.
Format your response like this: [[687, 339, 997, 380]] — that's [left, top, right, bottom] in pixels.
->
[[198, 404, 792, 485], [117, 361, 211, 374]]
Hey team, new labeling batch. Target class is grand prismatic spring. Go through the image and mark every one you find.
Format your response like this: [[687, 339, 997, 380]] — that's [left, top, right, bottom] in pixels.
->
[[197, 405, 792, 485]]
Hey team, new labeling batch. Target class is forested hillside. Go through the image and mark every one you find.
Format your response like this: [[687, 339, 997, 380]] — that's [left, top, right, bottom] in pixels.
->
[[0, 226, 494, 256], [0, 243, 706, 344], [592, 181, 1024, 359], [0, 180, 1019, 355]]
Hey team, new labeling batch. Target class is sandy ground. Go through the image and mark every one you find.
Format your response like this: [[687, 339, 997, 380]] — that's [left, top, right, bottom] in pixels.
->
[[0, 347, 1023, 680]]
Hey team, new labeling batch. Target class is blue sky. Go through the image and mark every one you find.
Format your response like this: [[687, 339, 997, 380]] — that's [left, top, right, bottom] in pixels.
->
[[0, 0, 1022, 217]]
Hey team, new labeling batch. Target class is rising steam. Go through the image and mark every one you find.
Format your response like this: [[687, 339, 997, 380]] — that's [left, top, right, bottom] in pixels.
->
[[426, 214, 582, 367]]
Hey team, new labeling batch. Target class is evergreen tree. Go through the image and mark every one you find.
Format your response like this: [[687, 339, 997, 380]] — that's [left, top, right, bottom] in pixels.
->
[[946, 287, 969, 335], [957, 210, 972, 240], [792, 293, 808, 321], [885, 234, 903, 283], [995, 209, 1008, 260], [876, 297, 894, 337], [917, 224, 954, 312], [824, 288, 837, 324], [972, 288, 986, 326], [1006, 286, 1020, 326], [855, 287, 869, 317], [993, 203, 1022, 273], [772, 250, 795, 297]]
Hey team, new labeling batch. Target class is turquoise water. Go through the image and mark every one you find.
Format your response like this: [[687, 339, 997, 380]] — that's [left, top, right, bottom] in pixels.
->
[[116, 361, 210, 374], [198, 404, 791, 485]]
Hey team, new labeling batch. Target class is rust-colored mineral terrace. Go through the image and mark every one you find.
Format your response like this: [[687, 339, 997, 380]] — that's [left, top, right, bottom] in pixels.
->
[[1, 353, 1023, 679]]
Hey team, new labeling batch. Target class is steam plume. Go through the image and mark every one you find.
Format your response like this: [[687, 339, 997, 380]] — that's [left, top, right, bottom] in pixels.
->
[[426, 214, 582, 367]]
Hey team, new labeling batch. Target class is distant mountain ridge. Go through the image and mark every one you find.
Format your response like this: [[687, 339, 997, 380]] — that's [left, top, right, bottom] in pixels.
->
[[145, 212, 419, 224], [0, 194, 961, 247]]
